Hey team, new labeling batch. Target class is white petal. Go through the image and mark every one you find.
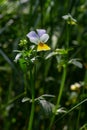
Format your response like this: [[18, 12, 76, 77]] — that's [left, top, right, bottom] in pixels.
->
[[40, 34, 49, 43], [29, 37, 40, 44]]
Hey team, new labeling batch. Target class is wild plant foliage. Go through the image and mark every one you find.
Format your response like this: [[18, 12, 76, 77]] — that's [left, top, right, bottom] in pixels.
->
[[0, 0, 87, 130]]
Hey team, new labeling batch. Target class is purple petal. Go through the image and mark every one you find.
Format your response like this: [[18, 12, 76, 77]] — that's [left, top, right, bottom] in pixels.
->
[[36, 29, 46, 37], [27, 31, 38, 38], [27, 31, 39, 44]]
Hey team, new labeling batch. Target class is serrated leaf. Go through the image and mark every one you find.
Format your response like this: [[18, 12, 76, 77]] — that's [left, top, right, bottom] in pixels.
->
[[38, 99, 54, 117]]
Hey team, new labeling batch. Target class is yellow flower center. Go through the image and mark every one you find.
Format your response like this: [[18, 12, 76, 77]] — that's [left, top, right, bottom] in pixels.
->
[[37, 42, 51, 51], [39, 42, 44, 46]]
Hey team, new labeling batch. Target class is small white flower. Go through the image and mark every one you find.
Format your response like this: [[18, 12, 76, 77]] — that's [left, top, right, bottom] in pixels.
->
[[27, 29, 51, 51]]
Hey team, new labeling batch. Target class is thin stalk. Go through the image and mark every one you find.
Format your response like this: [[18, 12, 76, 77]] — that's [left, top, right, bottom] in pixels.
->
[[19, 0, 26, 37], [84, 70, 87, 85], [0, 92, 26, 111], [48, 65, 67, 130], [28, 98, 35, 130], [39, 0, 43, 27], [66, 23, 70, 48], [55, 98, 87, 122], [76, 106, 81, 130], [28, 67, 35, 130], [76, 69, 87, 129], [7, 76, 13, 103]]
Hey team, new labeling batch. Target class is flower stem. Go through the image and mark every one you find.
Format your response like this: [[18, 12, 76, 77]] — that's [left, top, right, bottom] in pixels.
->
[[28, 68, 35, 130], [28, 99, 35, 130], [48, 65, 67, 130]]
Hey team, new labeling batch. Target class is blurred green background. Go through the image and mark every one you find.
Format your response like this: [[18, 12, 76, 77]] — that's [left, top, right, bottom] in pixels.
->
[[0, 0, 87, 130]]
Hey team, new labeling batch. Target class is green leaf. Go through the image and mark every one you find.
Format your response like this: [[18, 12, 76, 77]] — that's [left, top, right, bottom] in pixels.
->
[[55, 48, 68, 55], [19, 58, 27, 72], [36, 94, 55, 101], [22, 97, 31, 103], [45, 48, 73, 59], [55, 48, 73, 55], [14, 53, 22, 63], [45, 52, 55, 59], [41, 94, 55, 98], [69, 59, 83, 68], [80, 123, 87, 130], [53, 107, 67, 115]]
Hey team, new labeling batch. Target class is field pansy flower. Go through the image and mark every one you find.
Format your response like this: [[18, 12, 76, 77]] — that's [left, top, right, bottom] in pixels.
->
[[27, 29, 51, 51]]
